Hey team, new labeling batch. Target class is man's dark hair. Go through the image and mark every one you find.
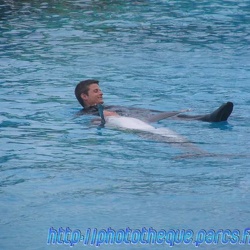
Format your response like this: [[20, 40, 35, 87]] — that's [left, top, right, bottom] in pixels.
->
[[75, 79, 99, 107]]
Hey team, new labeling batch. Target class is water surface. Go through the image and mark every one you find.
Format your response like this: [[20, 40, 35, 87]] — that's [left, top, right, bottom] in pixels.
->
[[0, 0, 250, 249]]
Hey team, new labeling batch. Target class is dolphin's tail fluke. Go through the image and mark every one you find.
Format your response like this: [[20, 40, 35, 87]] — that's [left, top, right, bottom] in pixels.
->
[[199, 102, 234, 122], [175, 102, 234, 122]]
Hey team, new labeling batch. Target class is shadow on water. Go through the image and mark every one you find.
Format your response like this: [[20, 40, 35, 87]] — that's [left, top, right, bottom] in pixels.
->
[[206, 121, 234, 131]]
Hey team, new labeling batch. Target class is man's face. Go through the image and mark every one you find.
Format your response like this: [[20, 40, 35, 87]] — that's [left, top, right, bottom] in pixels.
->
[[81, 83, 103, 107]]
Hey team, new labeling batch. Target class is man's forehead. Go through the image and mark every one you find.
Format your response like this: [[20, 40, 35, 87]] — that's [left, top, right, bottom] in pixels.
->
[[89, 84, 100, 90]]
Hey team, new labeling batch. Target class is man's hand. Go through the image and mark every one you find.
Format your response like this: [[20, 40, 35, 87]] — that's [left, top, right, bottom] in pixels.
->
[[104, 110, 119, 117]]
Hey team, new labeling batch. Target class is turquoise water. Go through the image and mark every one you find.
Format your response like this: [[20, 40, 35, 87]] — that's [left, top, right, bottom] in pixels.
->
[[0, 0, 250, 249]]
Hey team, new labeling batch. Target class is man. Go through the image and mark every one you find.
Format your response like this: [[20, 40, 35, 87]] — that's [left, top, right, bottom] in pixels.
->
[[75, 79, 118, 117], [75, 79, 233, 122]]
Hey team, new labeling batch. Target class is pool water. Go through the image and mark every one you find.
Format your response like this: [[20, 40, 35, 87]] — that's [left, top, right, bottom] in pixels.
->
[[0, 0, 250, 249]]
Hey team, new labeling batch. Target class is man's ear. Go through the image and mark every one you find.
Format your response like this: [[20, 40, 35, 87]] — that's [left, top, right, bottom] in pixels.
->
[[80, 93, 88, 101]]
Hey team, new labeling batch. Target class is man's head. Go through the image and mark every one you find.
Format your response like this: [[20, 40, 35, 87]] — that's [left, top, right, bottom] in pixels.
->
[[75, 79, 103, 108]]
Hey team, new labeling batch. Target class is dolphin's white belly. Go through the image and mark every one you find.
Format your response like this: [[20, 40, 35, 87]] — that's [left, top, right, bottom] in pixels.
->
[[105, 116, 154, 131], [151, 127, 186, 142], [105, 116, 187, 143]]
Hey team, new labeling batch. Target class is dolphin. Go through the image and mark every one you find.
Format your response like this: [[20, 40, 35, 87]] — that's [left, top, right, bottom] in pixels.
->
[[96, 104, 205, 154], [89, 103, 249, 159]]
